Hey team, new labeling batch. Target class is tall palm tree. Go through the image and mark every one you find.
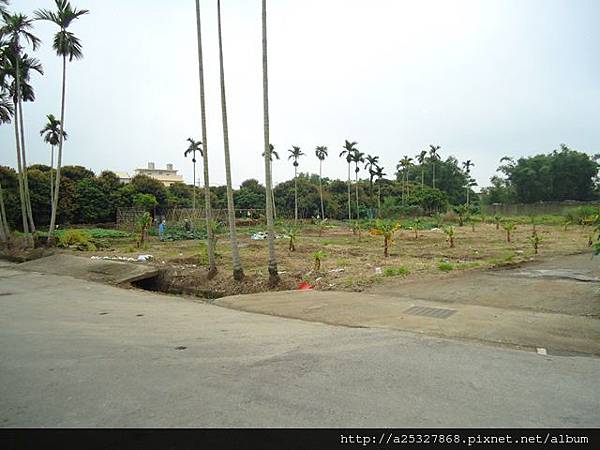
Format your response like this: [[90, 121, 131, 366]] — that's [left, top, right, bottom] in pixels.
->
[[462, 159, 474, 205], [194, 0, 217, 278], [35, 0, 89, 242], [397, 155, 413, 204], [0, 83, 12, 242], [429, 144, 441, 189], [287, 145, 304, 223], [216, 0, 243, 280], [364, 154, 379, 206], [262, 143, 278, 219], [261, 0, 279, 285], [183, 138, 201, 210], [339, 140, 357, 220], [417, 149, 427, 187], [40, 114, 67, 213], [315, 145, 328, 219], [0, 16, 40, 235], [350, 149, 364, 219], [374, 165, 386, 212]]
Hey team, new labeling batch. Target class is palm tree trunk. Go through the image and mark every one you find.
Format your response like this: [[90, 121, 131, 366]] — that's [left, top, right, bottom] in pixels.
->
[[377, 183, 381, 212], [48, 55, 67, 242], [216, 0, 243, 280], [50, 145, 54, 216], [432, 163, 436, 189], [319, 159, 324, 219], [355, 166, 359, 220], [262, 0, 279, 285], [17, 95, 35, 232], [192, 159, 196, 210], [347, 162, 351, 220], [13, 99, 29, 236], [294, 166, 298, 224], [196, 0, 217, 278], [271, 170, 276, 219], [421, 168, 424, 187]]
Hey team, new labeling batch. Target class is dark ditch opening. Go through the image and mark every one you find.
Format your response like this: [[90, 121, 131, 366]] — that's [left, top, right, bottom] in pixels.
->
[[130, 270, 225, 300]]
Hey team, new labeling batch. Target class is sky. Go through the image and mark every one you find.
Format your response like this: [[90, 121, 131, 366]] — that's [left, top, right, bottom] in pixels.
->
[[1, 0, 599, 189]]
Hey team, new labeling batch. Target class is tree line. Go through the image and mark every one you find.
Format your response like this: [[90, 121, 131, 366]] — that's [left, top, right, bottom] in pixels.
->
[[480, 144, 599, 204]]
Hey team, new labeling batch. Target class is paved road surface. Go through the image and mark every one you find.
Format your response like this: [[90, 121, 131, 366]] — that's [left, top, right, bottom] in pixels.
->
[[1, 261, 598, 427]]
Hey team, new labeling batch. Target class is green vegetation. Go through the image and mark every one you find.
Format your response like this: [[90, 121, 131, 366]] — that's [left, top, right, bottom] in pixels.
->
[[313, 250, 326, 271], [438, 262, 454, 272], [383, 266, 410, 277], [57, 229, 96, 251]]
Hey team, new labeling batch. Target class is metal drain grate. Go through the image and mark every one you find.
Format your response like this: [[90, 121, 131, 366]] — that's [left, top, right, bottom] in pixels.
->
[[404, 305, 456, 319]]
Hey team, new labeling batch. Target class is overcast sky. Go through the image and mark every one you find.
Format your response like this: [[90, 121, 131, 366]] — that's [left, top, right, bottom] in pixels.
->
[[1, 0, 599, 189]]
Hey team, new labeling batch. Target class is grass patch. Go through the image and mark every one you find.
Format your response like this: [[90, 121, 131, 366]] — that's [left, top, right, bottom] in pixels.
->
[[438, 262, 454, 272], [383, 266, 410, 277]]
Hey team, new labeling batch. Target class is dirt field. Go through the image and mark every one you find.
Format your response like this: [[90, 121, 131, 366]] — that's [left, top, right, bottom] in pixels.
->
[[73, 220, 593, 298]]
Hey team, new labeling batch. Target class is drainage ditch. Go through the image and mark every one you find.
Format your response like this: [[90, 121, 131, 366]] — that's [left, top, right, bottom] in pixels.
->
[[130, 269, 225, 300]]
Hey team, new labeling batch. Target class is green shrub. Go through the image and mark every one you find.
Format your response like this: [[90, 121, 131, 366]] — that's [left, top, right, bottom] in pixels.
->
[[58, 230, 97, 251], [438, 262, 454, 272], [383, 266, 410, 277]]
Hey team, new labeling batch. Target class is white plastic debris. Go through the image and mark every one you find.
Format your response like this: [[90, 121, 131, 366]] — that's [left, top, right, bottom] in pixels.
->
[[137, 255, 154, 261], [536, 347, 547, 356], [328, 268, 345, 273], [251, 231, 268, 240], [374, 267, 382, 274]]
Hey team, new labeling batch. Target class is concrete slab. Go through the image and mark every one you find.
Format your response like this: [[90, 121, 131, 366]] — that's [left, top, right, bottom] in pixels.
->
[[15, 254, 159, 285], [215, 290, 600, 356]]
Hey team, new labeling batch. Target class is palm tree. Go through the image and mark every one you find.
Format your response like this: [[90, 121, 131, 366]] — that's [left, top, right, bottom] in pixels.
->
[[262, 143, 278, 219], [216, 0, 243, 280], [194, 0, 217, 279], [287, 146, 304, 223], [35, 0, 89, 242], [183, 138, 201, 210], [374, 165, 386, 212], [339, 140, 357, 220], [0, 15, 41, 235], [462, 159, 474, 205], [0, 82, 12, 242], [350, 149, 365, 219], [315, 145, 328, 219], [429, 144, 441, 189], [364, 154, 379, 207], [261, 0, 279, 285], [40, 114, 67, 214], [397, 155, 413, 204], [416, 150, 427, 187]]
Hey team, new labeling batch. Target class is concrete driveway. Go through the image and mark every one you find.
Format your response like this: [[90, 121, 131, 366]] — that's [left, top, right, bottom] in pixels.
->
[[1, 260, 599, 427]]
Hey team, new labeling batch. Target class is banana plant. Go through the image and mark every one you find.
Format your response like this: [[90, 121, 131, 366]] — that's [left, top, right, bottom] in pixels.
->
[[529, 231, 542, 254], [413, 218, 422, 240], [284, 225, 298, 252], [369, 220, 401, 257], [313, 250, 326, 271], [502, 221, 516, 243], [443, 226, 455, 248], [494, 214, 502, 230]]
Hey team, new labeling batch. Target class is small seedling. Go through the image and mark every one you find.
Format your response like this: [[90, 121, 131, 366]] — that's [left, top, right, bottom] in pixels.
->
[[313, 250, 326, 271], [443, 226, 455, 248], [413, 218, 422, 240], [529, 231, 542, 254], [502, 221, 516, 243], [438, 262, 454, 272], [494, 214, 502, 230], [369, 220, 401, 257]]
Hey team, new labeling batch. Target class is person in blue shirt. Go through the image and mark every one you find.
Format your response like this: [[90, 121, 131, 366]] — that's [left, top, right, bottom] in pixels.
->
[[158, 220, 165, 241]]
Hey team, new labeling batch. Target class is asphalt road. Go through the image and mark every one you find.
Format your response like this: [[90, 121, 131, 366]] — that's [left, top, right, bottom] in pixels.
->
[[1, 261, 599, 427]]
